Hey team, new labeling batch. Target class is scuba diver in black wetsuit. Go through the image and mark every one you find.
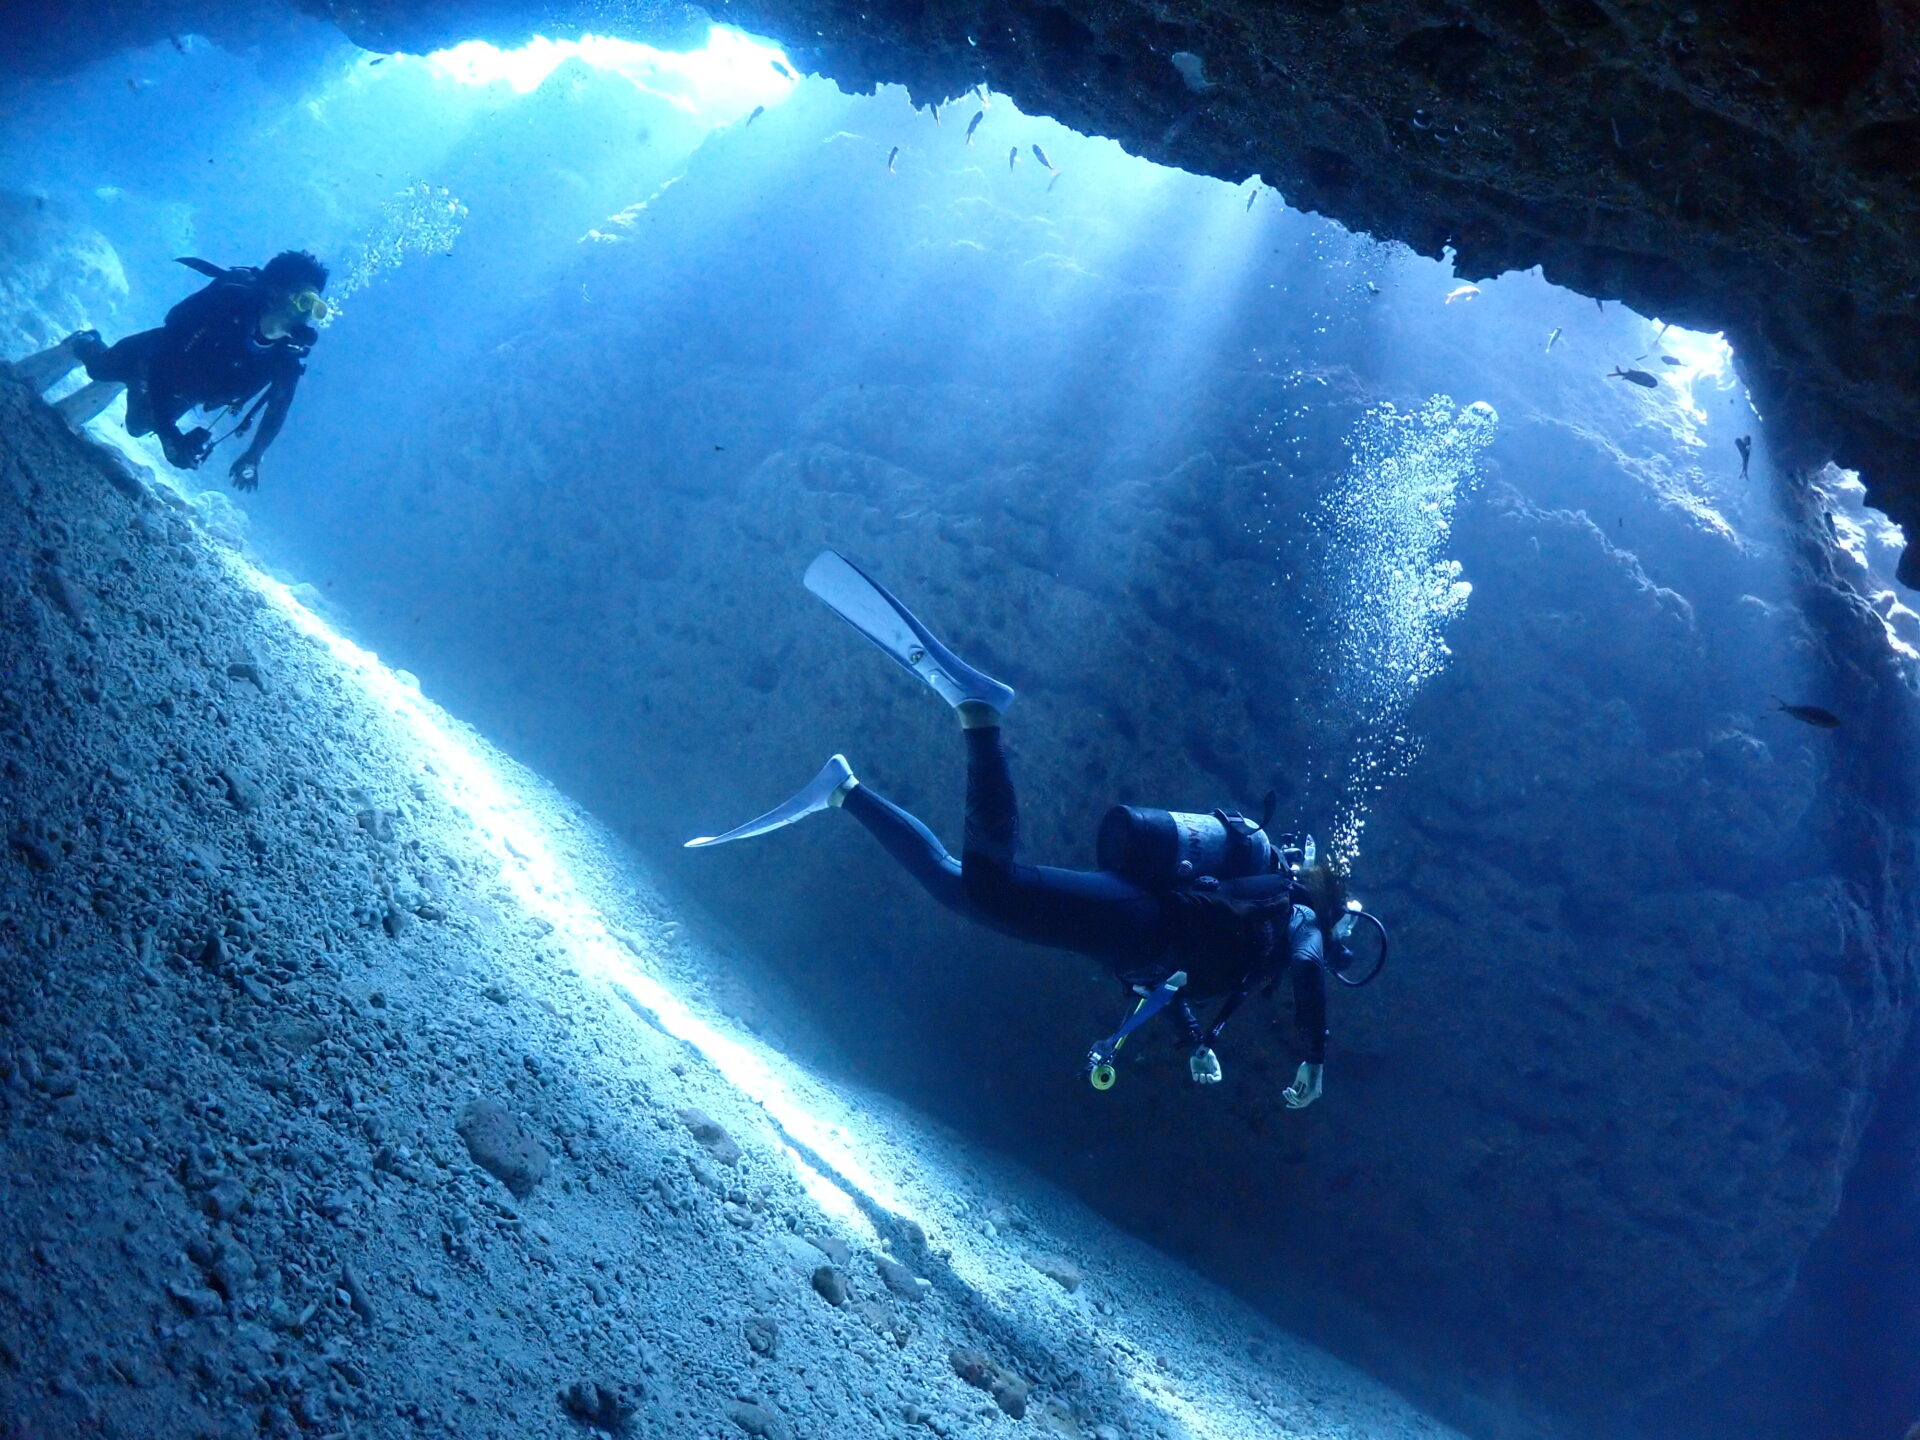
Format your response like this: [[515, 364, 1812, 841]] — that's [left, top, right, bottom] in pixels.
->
[[688, 550, 1366, 1107], [11, 251, 328, 491]]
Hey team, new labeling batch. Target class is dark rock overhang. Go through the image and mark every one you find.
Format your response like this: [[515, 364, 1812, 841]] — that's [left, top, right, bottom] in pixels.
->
[[11, 0, 1920, 582]]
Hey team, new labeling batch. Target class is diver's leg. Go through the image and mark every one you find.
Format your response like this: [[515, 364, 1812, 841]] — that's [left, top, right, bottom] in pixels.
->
[[839, 784, 969, 916], [958, 723, 1175, 965], [960, 719, 1019, 871], [52, 381, 125, 428], [10, 331, 103, 393]]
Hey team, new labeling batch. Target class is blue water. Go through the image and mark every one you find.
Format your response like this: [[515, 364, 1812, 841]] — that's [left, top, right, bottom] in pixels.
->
[[4, 21, 1916, 1440]]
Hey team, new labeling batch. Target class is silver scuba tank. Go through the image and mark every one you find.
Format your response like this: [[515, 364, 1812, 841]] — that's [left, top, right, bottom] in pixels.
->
[[1096, 805, 1280, 888]]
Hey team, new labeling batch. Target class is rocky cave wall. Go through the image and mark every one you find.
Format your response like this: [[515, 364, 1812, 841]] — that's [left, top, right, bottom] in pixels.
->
[[187, 86, 1920, 1438], [11, 0, 1920, 586]]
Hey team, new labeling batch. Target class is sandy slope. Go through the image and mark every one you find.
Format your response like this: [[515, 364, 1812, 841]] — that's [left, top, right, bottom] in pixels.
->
[[0, 371, 1462, 1440]]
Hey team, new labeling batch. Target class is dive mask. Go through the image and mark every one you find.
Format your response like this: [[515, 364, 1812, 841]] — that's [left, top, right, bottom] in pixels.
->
[[290, 288, 329, 321]]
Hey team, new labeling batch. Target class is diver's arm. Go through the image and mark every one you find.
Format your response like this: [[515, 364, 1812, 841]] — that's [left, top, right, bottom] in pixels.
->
[[1283, 906, 1327, 1107], [231, 367, 300, 489]]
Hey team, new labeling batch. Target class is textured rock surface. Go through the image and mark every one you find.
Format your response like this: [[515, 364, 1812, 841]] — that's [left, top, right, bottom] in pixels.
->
[[12, 0, 1920, 576], [0, 371, 1453, 1439]]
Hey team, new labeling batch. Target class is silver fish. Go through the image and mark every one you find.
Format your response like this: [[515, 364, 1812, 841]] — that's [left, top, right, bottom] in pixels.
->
[[965, 110, 983, 145]]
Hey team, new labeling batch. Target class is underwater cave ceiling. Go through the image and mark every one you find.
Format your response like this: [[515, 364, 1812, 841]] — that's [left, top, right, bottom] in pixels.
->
[[15, 0, 1920, 576]]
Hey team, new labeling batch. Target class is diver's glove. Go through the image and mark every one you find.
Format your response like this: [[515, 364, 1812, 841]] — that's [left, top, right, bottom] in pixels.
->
[[1282, 1062, 1323, 1109], [229, 455, 260, 491], [163, 426, 212, 470], [1189, 1047, 1222, 1085]]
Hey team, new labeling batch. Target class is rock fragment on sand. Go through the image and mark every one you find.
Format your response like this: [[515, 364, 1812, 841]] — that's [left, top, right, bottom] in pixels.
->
[[560, 1379, 636, 1433], [950, 1347, 1030, 1419], [1028, 1253, 1082, 1292], [677, 1106, 742, 1165], [806, 1232, 852, 1267], [877, 1256, 931, 1301], [456, 1096, 551, 1199], [339, 1263, 377, 1323], [743, 1315, 779, 1356], [165, 1280, 225, 1316], [810, 1264, 848, 1307], [728, 1396, 793, 1439], [220, 765, 261, 814]]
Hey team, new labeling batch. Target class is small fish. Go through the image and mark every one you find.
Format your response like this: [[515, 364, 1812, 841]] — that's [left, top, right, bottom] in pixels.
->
[[1653, 322, 1670, 343], [965, 110, 983, 145], [1735, 434, 1752, 477], [169, 34, 186, 52], [1009, 146, 1019, 171], [1545, 326, 1563, 352], [1595, 297, 1606, 314], [887, 145, 899, 172], [126, 77, 140, 94], [1032, 144, 1054, 171], [369, 55, 386, 66], [1444, 284, 1481, 304], [931, 103, 941, 127], [1047, 172, 1061, 193], [1609, 366, 1659, 388], [746, 105, 764, 127], [771, 59, 794, 79], [1659, 354, 1683, 365], [1773, 699, 1841, 729], [976, 84, 990, 105], [1246, 189, 1258, 211]]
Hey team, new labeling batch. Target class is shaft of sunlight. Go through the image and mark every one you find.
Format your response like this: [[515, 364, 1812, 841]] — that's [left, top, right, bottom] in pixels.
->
[[232, 550, 913, 1246]]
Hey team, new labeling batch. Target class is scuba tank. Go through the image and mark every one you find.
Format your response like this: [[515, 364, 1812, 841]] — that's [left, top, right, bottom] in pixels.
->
[[1096, 802, 1285, 888]]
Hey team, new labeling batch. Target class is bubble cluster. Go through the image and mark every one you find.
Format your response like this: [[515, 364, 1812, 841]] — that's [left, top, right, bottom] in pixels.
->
[[1309, 396, 1497, 870], [324, 181, 469, 321]]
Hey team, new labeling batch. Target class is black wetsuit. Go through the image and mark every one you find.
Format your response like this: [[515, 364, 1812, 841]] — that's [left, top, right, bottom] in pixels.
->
[[85, 270, 312, 467], [842, 726, 1329, 1062]]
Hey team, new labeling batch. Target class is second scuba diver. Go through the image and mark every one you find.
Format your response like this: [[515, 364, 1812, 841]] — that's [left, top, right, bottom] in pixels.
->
[[11, 250, 329, 491], [688, 551, 1354, 1107]]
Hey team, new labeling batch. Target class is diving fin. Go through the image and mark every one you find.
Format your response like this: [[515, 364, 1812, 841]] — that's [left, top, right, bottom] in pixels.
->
[[684, 754, 855, 849], [804, 550, 1014, 715]]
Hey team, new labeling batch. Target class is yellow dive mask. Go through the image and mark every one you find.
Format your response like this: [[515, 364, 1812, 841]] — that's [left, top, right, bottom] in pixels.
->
[[290, 288, 329, 321]]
